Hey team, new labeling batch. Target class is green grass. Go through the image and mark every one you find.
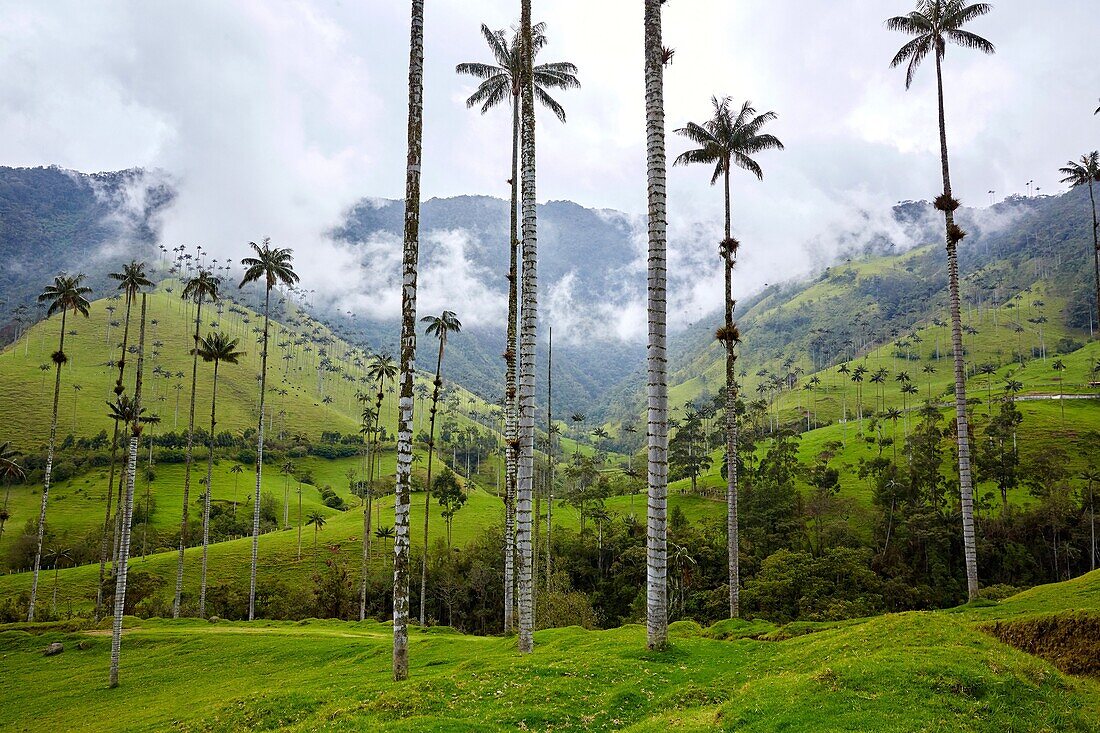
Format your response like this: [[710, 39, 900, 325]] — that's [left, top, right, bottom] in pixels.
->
[[1, 571, 1098, 731], [0, 285, 505, 451]]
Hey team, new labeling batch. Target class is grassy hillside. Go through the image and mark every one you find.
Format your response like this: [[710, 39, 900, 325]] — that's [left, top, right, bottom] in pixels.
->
[[1, 570, 1097, 731]]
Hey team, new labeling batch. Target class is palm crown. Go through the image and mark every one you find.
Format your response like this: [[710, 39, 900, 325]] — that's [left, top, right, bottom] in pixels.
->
[[106, 394, 160, 433], [109, 260, 153, 300], [182, 270, 220, 305], [367, 354, 398, 385], [887, 0, 995, 88], [38, 274, 92, 319], [194, 332, 245, 365], [456, 22, 579, 122], [1059, 152, 1100, 188], [422, 311, 462, 344], [239, 238, 300, 291], [674, 97, 784, 183]]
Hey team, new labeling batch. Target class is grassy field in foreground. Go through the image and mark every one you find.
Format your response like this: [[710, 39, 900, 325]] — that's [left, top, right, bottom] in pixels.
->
[[1, 570, 1098, 732]]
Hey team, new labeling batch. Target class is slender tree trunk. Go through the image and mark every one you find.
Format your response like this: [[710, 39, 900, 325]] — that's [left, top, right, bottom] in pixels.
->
[[28, 307, 68, 622], [199, 359, 219, 618], [419, 339, 444, 625], [248, 287, 271, 621], [1088, 179, 1099, 336], [393, 0, 425, 682], [516, 0, 538, 654], [722, 166, 740, 619], [110, 294, 146, 688], [934, 53, 979, 601], [97, 292, 135, 617], [360, 438, 370, 620], [546, 326, 553, 591], [504, 90, 521, 634], [174, 292, 203, 618], [643, 0, 669, 651]]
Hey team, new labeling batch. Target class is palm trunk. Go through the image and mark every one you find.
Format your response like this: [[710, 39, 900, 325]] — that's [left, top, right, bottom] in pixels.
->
[[393, 0, 425, 682], [97, 293, 135, 617], [643, 0, 669, 651], [360, 434, 371, 620], [516, 0, 538, 654], [28, 307, 68, 622], [1087, 178, 1099, 336], [722, 166, 741, 619], [419, 339, 444, 625], [110, 294, 146, 688], [247, 287, 271, 621], [545, 327, 553, 591], [174, 292, 204, 618], [935, 52, 979, 601], [199, 359, 220, 618], [504, 89, 521, 635]]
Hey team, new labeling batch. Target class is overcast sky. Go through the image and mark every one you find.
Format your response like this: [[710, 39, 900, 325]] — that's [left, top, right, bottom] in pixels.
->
[[1, 0, 1097, 334]]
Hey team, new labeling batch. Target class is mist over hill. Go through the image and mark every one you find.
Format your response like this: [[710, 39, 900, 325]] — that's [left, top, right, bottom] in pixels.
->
[[1, 165, 1095, 424]]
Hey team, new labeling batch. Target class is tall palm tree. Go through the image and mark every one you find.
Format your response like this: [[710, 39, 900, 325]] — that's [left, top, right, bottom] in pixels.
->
[[674, 96, 783, 619], [418, 310, 461, 625], [887, 0, 994, 601], [393, 0, 426, 683], [239, 239, 299, 621], [194, 332, 243, 618], [457, 18, 577, 638], [98, 261, 153, 617], [643, 0, 670, 651], [110, 294, 152, 688], [281, 460, 295, 529], [0, 442, 26, 545], [27, 274, 91, 621], [306, 510, 326, 560], [46, 546, 72, 615], [1058, 151, 1100, 333], [515, 0, 539, 655], [173, 270, 220, 618], [362, 354, 396, 621]]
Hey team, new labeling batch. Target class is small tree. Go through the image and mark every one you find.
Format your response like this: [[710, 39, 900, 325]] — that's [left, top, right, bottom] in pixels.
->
[[432, 469, 467, 548]]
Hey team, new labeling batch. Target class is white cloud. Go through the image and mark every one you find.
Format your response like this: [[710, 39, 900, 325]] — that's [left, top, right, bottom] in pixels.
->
[[0, 0, 1096, 339]]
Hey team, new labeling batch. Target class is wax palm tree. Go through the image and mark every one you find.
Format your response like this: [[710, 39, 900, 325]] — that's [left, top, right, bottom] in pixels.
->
[[28, 274, 91, 621], [46, 546, 72, 615], [306, 510, 327, 561], [98, 261, 154, 616], [230, 463, 244, 516], [280, 460, 295, 530], [1059, 151, 1100, 333], [0, 442, 25, 544], [375, 524, 396, 560], [393, 0, 425, 682], [363, 354, 396, 620], [1052, 359, 1067, 426], [172, 269, 220, 618], [418, 311, 462, 625], [513, 0, 542, 655], [887, 0, 994, 601], [1081, 467, 1099, 572], [643, 0, 669, 651], [194, 332, 243, 617], [674, 95, 782, 619], [239, 239, 298, 621], [457, 19, 577, 638], [110, 294, 151, 687]]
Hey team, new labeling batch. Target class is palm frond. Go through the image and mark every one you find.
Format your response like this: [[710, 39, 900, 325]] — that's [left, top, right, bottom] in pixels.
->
[[534, 86, 567, 123], [944, 28, 994, 53]]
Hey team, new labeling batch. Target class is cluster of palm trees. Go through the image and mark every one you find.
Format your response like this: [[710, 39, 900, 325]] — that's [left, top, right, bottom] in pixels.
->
[[429, 0, 1000, 662], [19, 239, 299, 685]]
